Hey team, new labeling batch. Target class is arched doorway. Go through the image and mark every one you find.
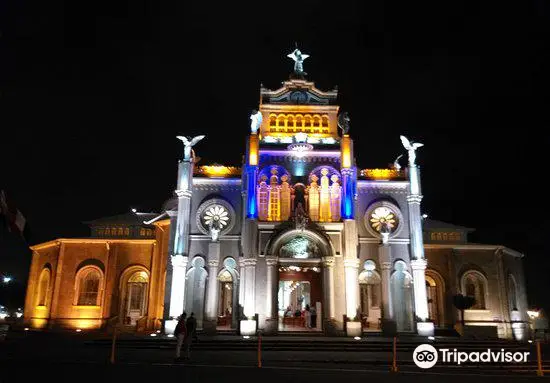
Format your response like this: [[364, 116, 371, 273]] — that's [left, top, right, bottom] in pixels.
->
[[425, 270, 445, 327], [217, 257, 239, 329], [125, 271, 149, 325], [267, 228, 330, 333], [119, 267, 149, 326], [358, 260, 382, 331]]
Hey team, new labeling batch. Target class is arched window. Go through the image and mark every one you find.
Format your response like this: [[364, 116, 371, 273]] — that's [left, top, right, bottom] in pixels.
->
[[37, 268, 51, 306], [508, 274, 518, 311], [124, 227, 130, 236], [461, 270, 487, 310], [75, 267, 103, 306], [140, 228, 146, 236], [313, 115, 320, 127]]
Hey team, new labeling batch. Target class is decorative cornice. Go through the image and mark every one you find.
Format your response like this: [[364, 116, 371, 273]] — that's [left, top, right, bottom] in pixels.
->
[[189, 235, 243, 241], [193, 178, 242, 185], [343, 258, 360, 268], [240, 258, 258, 267], [406, 195, 423, 203], [265, 256, 279, 266], [410, 259, 427, 270], [381, 262, 392, 270], [322, 256, 335, 267], [175, 190, 192, 198], [359, 168, 406, 181], [424, 243, 524, 258], [171, 254, 189, 268], [359, 237, 410, 244], [31, 238, 157, 251], [357, 181, 409, 194]]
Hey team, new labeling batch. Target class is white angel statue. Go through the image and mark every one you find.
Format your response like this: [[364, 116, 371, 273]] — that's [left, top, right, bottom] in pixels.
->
[[400, 135, 424, 167], [176, 135, 205, 161], [250, 110, 262, 134]]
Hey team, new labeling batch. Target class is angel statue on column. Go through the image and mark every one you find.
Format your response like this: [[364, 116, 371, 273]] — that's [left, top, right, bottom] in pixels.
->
[[399, 135, 424, 167], [176, 135, 205, 161]]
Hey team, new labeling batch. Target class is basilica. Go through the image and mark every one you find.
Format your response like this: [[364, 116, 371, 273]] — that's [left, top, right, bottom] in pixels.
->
[[23, 50, 529, 339]]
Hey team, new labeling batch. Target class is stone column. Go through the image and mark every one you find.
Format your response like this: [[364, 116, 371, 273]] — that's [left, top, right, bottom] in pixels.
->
[[411, 259, 429, 320], [265, 257, 278, 319], [379, 259, 393, 320], [238, 261, 245, 309], [406, 165, 430, 327], [242, 258, 257, 318], [322, 256, 335, 319], [167, 158, 194, 325], [265, 256, 279, 334], [169, 255, 188, 319], [344, 258, 360, 319], [204, 242, 221, 332]]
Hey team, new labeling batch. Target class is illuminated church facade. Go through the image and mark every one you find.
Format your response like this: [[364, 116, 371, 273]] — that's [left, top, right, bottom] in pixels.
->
[[24, 51, 529, 339]]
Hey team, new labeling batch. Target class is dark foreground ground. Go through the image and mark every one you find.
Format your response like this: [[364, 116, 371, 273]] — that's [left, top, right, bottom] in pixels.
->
[[1, 361, 548, 383], [2, 329, 550, 382]]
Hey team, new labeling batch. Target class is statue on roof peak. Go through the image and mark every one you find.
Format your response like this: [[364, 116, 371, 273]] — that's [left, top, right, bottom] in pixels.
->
[[287, 47, 309, 77]]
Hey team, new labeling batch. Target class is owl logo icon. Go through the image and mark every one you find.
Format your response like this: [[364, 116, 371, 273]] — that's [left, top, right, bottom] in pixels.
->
[[413, 344, 438, 369]]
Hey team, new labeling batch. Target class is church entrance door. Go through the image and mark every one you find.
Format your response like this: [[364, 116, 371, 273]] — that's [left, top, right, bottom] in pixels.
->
[[278, 265, 322, 332]]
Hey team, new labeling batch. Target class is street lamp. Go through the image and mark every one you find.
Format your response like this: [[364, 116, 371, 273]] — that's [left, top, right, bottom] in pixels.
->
[[2, 276, 12, 284]]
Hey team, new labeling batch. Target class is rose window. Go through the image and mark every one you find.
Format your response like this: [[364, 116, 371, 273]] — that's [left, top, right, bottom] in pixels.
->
[[369, 207, 398, 233], [202, 205, 229, 229]]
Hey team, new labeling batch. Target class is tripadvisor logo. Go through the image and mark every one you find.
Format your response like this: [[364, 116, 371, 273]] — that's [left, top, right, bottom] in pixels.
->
[[413, 344, 530, 369]]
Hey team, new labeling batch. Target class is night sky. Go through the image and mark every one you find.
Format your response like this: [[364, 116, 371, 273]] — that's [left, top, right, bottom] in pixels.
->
[[1, 2, 549, 311]]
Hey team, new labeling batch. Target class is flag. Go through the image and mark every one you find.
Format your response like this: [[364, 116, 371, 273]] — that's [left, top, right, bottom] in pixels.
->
[[0, 190, 26, 239]]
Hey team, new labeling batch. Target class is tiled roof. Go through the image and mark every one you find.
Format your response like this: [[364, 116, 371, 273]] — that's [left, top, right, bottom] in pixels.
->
[[83, 212, 159, 226], [423, 218, 475, 232]]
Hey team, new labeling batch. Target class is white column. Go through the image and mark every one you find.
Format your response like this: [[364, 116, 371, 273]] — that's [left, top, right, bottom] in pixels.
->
[[344, 258, 360, 319], [265, 257, 278, 319], [205, 242, 221, 322], [205, 260, 220, 322], [380, 261, 393, 320], [243, 258, 257, 318], [322, 256, 335, 318], [239, 265, 245, 309], [411, 259, 429, 321], [169, 255, 188, 318]]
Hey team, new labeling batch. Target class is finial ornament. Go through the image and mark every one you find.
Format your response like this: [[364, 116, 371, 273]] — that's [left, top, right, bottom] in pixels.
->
[[393, 154, 403, 171], [337, 112, 351, 134], [399, 135, 424, 167], [287, 47, 309, 77], [250, 110, 262, 134], [176, 135, 205, 161]]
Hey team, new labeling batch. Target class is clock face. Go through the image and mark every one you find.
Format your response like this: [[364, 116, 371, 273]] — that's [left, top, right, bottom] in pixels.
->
[[290, 91, 307, 103], [369, 206, 398, 233]]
